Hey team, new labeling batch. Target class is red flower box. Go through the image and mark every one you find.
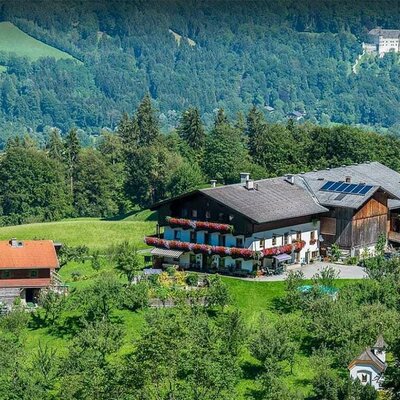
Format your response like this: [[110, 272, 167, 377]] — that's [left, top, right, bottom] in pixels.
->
[[262, 240, 306, 257], [144, 237, 255, 259], [145, 237, 306, 260], [166, 217, 234, 233]]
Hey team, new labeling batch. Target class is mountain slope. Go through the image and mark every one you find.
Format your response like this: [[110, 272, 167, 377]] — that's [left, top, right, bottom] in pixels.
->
[[0, 0, 399, 141]]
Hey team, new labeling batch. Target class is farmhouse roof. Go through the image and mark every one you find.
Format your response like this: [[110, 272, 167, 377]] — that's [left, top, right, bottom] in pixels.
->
[[348, 347, 387, 373], [152, 162, 400, 224], [198, 177, 328, 224], [0, 240, 59, 269], [369, 28, 400, 38], [300, 162, 400, 209]]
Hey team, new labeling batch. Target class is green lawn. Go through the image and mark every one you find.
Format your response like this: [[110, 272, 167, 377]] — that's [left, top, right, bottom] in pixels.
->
[[0, 21, 77, 61], [0, 215, 156, 250]]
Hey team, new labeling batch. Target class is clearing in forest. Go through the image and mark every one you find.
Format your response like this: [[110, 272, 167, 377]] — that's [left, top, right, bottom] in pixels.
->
[[0, 21, 77, 61]]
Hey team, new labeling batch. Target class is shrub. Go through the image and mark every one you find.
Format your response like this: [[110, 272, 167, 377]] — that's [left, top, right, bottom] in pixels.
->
[[330, 244, 341, 262], [166, 266, 177, 276], [186, 273, 199, 287], [71, 271, 82, 281], [123, 282, 149, 311], [345, 256, 358, 265]]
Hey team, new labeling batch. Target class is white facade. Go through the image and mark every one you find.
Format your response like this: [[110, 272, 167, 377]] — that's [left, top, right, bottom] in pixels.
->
[[349, 363, 383, 390], [161, 221, 320, 272], [349, 345, 386, 390], [377, 36, 400, 56], [365, 30, 400, 56]]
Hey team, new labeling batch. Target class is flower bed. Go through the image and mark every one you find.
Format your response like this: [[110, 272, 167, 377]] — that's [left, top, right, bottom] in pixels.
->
[[145, 236, 255, 259], [166, 216, 234, 233], [262, 240, 306, 257]]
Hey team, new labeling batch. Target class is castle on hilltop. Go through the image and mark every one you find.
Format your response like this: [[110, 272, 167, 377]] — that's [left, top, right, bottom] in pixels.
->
[[364, 28, 400, 56]]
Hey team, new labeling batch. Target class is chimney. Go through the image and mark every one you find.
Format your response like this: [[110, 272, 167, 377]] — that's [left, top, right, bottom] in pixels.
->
[[285, 174, 295, 185], [240, 172, 250, 184], [345, 176, 351, 183], [245, 179, 254, 190], [210, 179, 217, 188]]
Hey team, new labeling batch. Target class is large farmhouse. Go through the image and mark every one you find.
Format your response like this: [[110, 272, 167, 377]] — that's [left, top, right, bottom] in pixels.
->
[[145, 162, 400, 274], [0, 239, 63, 305], [364, 28, 400, 56]]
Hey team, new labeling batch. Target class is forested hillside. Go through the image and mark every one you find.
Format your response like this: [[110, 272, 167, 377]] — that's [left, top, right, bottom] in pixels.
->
[[0, 0, 400, 145], [2, 95, 400, 226]]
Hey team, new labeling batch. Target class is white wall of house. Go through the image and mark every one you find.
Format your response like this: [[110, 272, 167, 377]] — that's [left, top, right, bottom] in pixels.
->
[[349, 364, 382, 390], [246, 221, 320, 264], [163, 221, 320, 269], [379, 37, 400, 55]]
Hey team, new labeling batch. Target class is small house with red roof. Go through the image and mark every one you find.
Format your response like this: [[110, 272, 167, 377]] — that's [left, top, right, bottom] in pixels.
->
[[348, 335, 387, 390], [0, 239, 62, 305]]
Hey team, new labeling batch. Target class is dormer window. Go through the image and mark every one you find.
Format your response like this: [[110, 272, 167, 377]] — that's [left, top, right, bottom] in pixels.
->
[[205, 211, 211, 219], [192, 210, 197, 218]]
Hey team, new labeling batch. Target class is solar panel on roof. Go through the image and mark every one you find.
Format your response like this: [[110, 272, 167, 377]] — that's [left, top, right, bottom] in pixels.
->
[[336, 183, 350, 192], [343, 184, 357, 193], [359, 185, 373, 195], [320, 181, 336, 190], [350, 184, 365, 194], [319, 181, 374, 196], [329, 181, 344, 191]]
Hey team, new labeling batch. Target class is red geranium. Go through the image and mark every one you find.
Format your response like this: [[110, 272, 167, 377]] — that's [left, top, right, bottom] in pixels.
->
[[166, 216, 234, 233]]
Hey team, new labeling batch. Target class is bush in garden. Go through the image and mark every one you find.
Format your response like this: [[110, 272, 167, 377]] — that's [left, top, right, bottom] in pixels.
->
[[186, 273, 199, 287], [123, 282, 149, 311], [71, 271, 82, 281]]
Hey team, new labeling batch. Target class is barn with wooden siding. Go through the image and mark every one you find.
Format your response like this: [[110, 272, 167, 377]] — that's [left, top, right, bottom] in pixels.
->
[[302, 162, 400, 255]]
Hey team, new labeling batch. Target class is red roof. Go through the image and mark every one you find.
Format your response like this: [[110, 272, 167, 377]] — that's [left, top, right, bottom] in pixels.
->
[[0, 278, 51, 288], [0, 240, 59, 269]]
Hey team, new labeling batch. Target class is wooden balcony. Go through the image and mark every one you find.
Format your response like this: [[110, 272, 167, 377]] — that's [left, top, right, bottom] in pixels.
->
[[388, 231, 400, 243], [0, 278, 51, 288]]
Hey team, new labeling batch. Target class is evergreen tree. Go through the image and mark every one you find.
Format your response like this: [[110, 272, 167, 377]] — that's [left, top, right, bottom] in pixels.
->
[[136, 94, 159, 146], [125, 145, 180, 207], [64, 127, 81, 197], [46, 128, 64, 161], [246, 105, 266, 159], [116, 112, 138, 151], [214, 108, 228, 128], [177, 107, 205, 150]]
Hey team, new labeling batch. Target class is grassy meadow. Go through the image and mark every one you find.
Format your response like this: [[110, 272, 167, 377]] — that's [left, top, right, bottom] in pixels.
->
[[0, 210, 157, 250], [0, 21, 77, 61]]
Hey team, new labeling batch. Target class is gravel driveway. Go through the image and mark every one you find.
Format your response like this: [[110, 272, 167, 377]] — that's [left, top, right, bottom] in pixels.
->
[[242, 261, 367, 282]]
